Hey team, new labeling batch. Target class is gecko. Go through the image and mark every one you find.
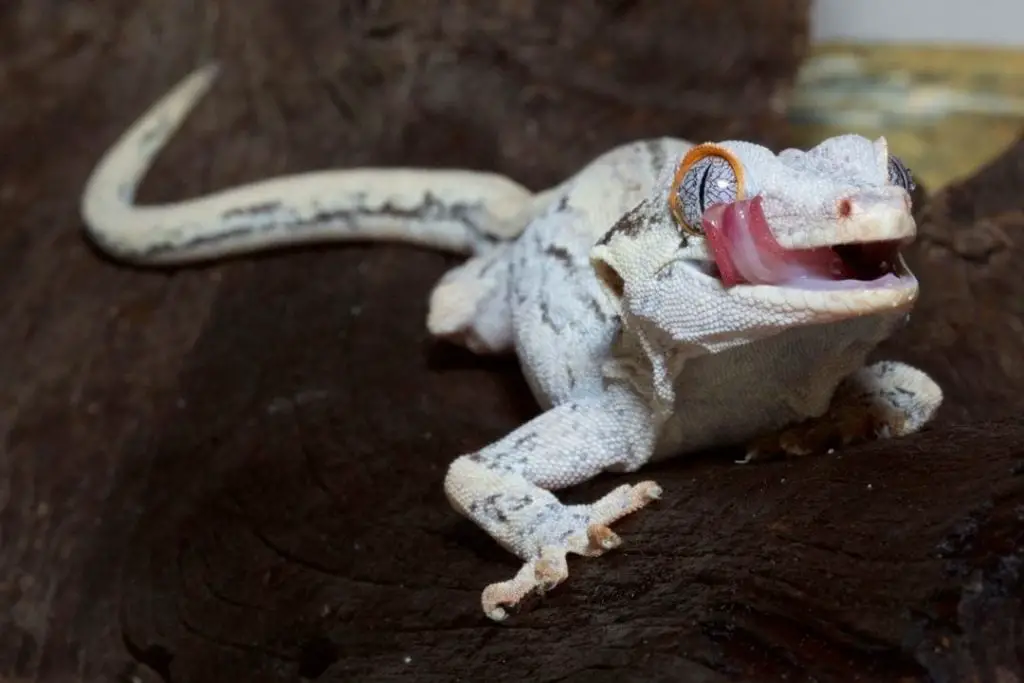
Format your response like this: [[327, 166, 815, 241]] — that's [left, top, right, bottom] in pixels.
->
[[80, 64, 943, 621]]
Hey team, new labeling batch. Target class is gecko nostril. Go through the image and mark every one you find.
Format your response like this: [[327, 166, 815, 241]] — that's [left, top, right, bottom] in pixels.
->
[[837, 198, 853, 218]]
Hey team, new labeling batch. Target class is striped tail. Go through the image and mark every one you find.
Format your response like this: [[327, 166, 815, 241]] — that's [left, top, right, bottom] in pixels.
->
[[80, 64, 540, 266]]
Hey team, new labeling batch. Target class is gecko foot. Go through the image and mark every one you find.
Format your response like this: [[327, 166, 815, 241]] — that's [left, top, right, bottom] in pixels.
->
[[740, 360, 942, 463], [481, 480, 661, 621]]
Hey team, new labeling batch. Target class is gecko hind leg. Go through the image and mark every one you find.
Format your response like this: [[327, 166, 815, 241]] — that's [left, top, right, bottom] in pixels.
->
[[744, 360, 943, 461], [426, 245, 515, 355]]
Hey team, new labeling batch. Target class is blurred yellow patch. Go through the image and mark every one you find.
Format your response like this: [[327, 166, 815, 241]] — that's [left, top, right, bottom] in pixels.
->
[[790, 43, 1024, 190]]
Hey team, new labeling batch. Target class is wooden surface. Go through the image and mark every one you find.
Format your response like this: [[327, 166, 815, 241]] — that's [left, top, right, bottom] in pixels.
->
[[3, 2, 1023, 682]]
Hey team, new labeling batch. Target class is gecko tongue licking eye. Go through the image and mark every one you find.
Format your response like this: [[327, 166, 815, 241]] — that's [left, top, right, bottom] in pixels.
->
[[701, 195, 903, 290]]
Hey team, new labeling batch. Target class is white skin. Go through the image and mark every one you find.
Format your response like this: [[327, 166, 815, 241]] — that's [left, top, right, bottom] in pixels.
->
[[81, 65, 943, 621]]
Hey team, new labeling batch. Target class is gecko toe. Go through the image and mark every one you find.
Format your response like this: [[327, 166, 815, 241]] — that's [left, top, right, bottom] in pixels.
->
[[534, 548, 570, 591], [480, 548, 571, 622], [482, 561, 545, 622], [589, 480, 663, 525], [587, 523, 622, 551], [636, 481, 663, 502]]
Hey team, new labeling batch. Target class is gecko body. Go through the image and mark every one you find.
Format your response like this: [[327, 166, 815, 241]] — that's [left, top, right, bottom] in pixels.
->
[[81, 65, 943, 621]]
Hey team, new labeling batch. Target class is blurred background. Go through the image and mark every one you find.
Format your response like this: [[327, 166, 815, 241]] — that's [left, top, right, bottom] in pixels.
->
[[798, 0, 1024, 189]]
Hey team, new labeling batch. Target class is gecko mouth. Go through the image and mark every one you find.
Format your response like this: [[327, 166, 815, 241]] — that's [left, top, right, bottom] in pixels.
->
[[701, 196, 910, 291]]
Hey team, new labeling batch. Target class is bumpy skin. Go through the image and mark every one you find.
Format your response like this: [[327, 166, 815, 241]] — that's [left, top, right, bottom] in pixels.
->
[[80, 65, 943, 622]]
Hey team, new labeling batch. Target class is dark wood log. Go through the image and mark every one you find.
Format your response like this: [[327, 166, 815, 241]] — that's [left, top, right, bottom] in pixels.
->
[[6, 2, 1023, 682]]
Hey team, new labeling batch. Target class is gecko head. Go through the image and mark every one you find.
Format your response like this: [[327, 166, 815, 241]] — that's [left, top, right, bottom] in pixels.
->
[[590, 134, 920, 352]]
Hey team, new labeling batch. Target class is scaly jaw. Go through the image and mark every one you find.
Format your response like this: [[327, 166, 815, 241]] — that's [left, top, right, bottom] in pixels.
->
[[701, 195, 913, 292]]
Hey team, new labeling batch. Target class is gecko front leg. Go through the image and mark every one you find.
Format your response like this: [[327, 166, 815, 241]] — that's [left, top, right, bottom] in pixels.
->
[[745, 360, 943, 461], [444, 382, 661, 621]]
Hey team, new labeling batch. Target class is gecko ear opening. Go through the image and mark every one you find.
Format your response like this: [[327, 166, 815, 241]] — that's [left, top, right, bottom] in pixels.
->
[[590, 245, 626, 304], [594, 258, 624, 299]]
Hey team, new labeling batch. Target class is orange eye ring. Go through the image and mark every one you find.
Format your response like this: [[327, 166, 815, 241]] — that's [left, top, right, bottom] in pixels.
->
[[668, 143, 747, 235]]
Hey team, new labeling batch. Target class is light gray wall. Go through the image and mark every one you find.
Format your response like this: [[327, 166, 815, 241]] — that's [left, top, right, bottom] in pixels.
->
[[811, 0, 1024, 47]]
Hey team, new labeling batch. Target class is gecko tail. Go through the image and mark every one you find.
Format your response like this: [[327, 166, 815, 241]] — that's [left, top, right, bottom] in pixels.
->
[[80, 63, 539, 266]]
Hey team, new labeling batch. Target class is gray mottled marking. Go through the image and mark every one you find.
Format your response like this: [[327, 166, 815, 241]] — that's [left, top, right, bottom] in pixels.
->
[[221, 201, 284, 219], [539, 300, 558, 332], [596, 202, 648, 246], [543, 244, 575, 268], [645, 139, 667, 177], [655, 260, 681, 281], [135, 192, 500, 259]]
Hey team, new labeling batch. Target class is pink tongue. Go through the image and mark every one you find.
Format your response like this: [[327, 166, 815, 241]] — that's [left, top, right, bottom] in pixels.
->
[[701, 196, 852, 287]]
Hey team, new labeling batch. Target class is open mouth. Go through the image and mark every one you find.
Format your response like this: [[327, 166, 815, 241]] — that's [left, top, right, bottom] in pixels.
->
[[701, 196, 910, 291]]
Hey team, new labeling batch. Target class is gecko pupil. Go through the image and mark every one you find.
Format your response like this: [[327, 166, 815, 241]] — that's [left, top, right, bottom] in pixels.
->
[[698, 163, 712, 211]]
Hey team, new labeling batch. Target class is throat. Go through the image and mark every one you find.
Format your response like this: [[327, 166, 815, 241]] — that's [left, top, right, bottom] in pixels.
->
[[657, 312, 892, 457], [702, 197, 904, 290]]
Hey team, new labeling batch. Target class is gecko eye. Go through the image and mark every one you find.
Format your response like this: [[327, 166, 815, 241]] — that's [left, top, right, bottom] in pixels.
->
[[669, 147, 743, 235], [887, 155, 915, 193]]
